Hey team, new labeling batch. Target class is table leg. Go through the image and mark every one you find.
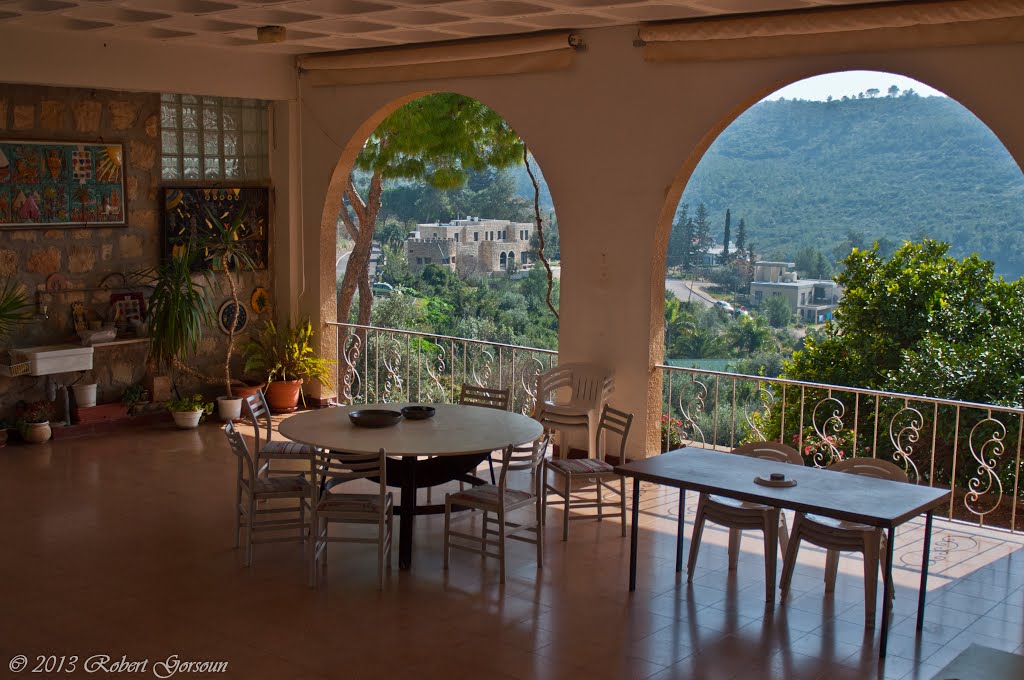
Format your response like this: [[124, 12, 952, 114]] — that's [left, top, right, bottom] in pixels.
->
[[675, 489, 685, 573], [879, 525, 896, 659], [629, 477, 640, 592], [398, 457, 417, 570], [917, 511, 934, 631]]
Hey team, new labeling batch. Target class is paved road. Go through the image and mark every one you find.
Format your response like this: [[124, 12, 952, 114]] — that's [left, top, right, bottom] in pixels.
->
[[665, 278, 716, 308], [336, 243, 381, 281]]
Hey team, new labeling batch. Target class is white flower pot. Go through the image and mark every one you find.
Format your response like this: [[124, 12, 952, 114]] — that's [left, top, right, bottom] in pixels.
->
[[73, 383, 97, 408], [171, 410, 203, 429], [217, 396, 243, 421]]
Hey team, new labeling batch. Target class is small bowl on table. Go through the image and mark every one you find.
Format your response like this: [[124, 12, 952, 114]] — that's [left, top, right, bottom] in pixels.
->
[[400, 405, 436, 420], [348, 409, 403, 428]]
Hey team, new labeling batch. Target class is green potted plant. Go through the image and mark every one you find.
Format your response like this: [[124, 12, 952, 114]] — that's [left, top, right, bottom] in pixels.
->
[[197, 199, 260, 420], [167, 394, 213, 429], [143, 247, 214, 402], [18, 400, 55, 444], [121, 384, 149, 416], [242, 319, 333, 413]]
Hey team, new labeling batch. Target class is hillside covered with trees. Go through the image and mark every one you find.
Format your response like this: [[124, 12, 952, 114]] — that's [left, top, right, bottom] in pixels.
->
[[680, 90, 1024, 278]]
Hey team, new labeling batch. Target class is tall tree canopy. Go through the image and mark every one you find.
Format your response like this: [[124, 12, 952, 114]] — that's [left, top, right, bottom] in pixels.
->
[[339, 93, 525, 330], [784, 239, 1024, 406]]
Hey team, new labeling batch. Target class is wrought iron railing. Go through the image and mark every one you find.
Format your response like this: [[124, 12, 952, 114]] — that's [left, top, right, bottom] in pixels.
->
[[330, 322, 557, 415], [659, 364, 1024, 533]]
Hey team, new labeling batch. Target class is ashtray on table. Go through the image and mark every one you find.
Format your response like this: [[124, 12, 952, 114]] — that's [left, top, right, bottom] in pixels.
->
[[400, 405, 436, 420], [754, 472, 797, 488], [348, 409, 403, 428]]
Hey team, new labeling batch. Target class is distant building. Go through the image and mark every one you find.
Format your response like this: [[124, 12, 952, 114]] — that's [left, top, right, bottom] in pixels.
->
[[700, 243, 735, 267], [406, 217, 534, 275], [749, 261, 841, 323]]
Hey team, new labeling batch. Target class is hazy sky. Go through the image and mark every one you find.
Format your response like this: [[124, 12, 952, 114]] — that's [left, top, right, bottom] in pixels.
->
[[763, 71, 946, 101]]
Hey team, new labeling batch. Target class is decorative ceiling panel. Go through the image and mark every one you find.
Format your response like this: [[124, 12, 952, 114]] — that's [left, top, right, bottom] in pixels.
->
[[0, 0, 915, 54]]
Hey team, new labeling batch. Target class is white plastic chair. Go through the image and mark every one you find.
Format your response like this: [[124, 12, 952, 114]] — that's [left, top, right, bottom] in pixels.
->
[[542, 405, 633, 541], [533, 363, 614, 460], [223, 421, 313, 567], [687, 441, 803, 603], [444, 433, 549, 584], [779, 457, 908, 625]]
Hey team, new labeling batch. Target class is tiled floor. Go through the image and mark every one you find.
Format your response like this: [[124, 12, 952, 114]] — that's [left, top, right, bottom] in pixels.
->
[[1, 417, 1023, 680]]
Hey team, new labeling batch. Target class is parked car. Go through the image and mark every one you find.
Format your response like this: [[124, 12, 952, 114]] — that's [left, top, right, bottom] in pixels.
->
[[714, 300, 734, 312], [371, 281, 394, 297]]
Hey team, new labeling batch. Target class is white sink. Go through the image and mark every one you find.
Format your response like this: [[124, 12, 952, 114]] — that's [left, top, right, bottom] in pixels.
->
[[17, 344, 94, 376]]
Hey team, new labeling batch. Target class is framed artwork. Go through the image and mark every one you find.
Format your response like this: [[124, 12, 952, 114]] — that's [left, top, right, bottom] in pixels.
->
[[161, 186, 269, 270], [218, 300, 249, 335], [0, 140, 125, 228]]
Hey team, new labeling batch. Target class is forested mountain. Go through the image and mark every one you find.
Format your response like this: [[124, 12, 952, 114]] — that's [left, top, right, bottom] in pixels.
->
[[679, 92, 1024, 278]]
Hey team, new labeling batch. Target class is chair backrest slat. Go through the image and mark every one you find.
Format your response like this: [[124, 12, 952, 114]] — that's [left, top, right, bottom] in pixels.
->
[[224, 421, 257, 482], [459, 384, 511, 411], [828, 456, 908, 483], [315, 449, 388, 505], [243, 390, 273, 452], [536, 363, 613, 410], [596, 404, 633, 463], [732, 441, 803, 466]]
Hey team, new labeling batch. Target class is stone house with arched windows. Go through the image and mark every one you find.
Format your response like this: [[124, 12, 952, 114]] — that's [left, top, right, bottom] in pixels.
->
[[406, 217, 534, 276]]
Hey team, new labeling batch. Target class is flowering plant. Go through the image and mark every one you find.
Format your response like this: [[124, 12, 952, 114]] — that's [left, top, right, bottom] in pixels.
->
[[791, 430, 860, 467], [661, 413, 685, 451], [18, 399, 55, 424]]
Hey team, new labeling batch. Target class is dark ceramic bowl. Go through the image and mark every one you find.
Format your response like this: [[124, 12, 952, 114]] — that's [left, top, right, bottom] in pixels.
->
[[348, 409, 403, 428], [400, 405, 436, 420]]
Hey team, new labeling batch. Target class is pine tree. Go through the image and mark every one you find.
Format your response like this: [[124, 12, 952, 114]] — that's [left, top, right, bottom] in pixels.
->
[[735, 217, 747, 254], [693, 203, 713, 261], [722, 209, 731, 263]]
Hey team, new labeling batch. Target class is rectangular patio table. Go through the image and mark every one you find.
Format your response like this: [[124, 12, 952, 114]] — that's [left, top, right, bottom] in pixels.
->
[[616, 447, 951, 659]]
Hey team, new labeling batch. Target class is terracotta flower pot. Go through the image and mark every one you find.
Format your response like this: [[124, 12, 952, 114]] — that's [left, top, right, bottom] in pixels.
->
[[23, 421, 51, 444], [264, 379, 303, 413], [231, 383, 264, 400]]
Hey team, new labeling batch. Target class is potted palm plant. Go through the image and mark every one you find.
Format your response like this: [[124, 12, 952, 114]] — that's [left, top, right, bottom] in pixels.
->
[[167, 394, 213, 429], [198, 198, 259, 420], [144, 247, 214, 399], [0, 278, 32, 340], [242, 319, 333, 413]]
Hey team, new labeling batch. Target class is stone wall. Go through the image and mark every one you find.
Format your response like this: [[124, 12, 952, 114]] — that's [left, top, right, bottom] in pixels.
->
[[406, 238, 456, 274], [0, 84, 269, 419]]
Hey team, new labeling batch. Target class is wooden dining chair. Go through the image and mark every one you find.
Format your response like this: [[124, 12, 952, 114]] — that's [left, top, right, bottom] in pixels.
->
[[458, 383, 511, 484], [309, 448, 394, 590], [780, 457, 908, 625], [687, 441, 803, 603], [542, 404, 633, 541], [242, 389, 317, 473], [444, 433, 549, 584], [223, 421, 314, 567]]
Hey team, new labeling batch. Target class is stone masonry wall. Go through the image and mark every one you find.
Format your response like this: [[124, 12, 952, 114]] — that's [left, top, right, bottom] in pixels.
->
[[0, 84, 268, 418]]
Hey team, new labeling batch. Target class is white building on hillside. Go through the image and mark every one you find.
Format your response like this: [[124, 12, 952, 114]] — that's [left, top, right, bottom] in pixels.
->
[[749, 261, 842, 324]]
